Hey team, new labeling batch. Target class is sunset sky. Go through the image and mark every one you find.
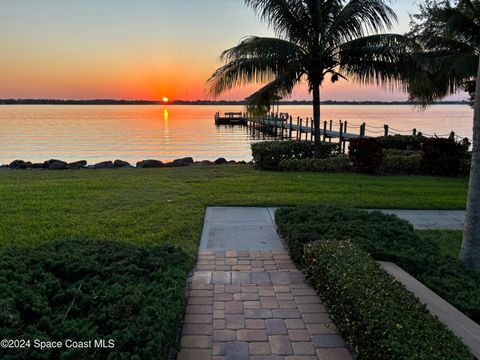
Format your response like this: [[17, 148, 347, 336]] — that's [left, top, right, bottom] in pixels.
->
[[0, 0, 466, 101]]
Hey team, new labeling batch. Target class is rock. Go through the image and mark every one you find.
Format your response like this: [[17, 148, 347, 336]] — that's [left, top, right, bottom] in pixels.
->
[[172, 157, 194, 167], [68, 160, 87, 169], [94, 161, 114, 169], [9, 160, 30, 169], [214, 158, 228, 165], [113, 160, 131, 168], [43, 159, 63, 169], [196, 160, 214, 166], [48, 160, 68, 170], [136, 160, 165, 168]]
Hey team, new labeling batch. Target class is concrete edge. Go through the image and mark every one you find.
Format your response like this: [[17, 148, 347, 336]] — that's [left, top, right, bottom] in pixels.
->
[[378, 261, 480, 359]]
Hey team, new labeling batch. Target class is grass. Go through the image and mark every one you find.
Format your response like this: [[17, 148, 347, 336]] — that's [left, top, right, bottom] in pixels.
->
[[417, 230, 464, 258], [0, 165, 468, 254]]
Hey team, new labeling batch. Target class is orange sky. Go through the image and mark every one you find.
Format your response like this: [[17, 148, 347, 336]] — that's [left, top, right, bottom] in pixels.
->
[[0, 0, 467, 102]]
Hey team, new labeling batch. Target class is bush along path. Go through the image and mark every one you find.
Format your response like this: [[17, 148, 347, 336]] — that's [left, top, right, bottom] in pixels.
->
[[177, 207, 351, 359], [276, 206, 475, 358]]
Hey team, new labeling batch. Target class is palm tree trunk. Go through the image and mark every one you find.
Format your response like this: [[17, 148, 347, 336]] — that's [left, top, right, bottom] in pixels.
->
[[460, 55, 480, 270], [312, 81, 321, 157]]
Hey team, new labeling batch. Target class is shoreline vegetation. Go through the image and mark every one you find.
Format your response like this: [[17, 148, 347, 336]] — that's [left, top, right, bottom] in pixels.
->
[[0, 99, 471, 106]]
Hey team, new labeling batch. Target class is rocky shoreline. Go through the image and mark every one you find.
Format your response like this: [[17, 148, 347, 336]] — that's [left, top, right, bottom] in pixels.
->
[[1, 157, 250, 170]]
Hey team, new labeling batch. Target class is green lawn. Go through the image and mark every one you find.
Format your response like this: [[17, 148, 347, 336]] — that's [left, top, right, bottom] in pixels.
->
[[418, 230, 464, 258], [0, 165, 468, 254]]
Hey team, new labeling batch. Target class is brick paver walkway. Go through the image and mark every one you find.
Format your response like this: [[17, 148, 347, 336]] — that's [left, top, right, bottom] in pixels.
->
[[177, 250, 351, 360]]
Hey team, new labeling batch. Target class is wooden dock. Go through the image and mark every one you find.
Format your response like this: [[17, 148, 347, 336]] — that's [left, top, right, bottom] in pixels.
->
[[244, 114, 369, 152], [214, 112, 247, 125], [214, 112, 458, 152]]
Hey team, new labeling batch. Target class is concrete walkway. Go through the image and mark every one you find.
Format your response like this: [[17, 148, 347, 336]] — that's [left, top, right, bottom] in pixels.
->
[[177, 206, 466, 359], [178, 207, 351, 360], [375, 209, 465, 230]]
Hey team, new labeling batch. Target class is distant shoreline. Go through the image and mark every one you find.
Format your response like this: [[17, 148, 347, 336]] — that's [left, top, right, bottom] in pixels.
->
[[0, 99, 471, 106]]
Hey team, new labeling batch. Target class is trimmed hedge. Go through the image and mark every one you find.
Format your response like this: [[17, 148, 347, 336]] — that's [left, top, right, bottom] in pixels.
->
[[380, 134, 425, 151], [278, 155, 353, 172], [303, 240, 471, 359], [348, 138, 384, 174], [251, 140, 339, 170], [379, 153, 422, 175], [275, 206, 480, 322], [421, 137, 469, 176], [0, 239, 192, 360]]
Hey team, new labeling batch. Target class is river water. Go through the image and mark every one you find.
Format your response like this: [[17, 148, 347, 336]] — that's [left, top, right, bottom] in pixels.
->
[[0, 104, 473, 163]]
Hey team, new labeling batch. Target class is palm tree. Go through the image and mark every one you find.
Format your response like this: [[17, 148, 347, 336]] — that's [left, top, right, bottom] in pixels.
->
[[208, 0, 415, 156], [408, 0, 480, 269]]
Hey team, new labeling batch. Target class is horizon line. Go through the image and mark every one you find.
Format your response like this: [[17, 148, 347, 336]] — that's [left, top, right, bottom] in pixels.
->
[[0, 98, 471, 105]]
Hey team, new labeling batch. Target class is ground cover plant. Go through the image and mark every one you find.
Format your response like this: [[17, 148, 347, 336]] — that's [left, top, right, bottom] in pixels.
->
[[0, 239, 191, 360], [275, 205, 480, 322], [303, 240, 471, 359]]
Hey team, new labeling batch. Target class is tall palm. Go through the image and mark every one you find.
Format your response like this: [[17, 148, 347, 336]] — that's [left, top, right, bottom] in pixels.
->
[[208, 0, 415, 156], [408, 0, 480, 269]]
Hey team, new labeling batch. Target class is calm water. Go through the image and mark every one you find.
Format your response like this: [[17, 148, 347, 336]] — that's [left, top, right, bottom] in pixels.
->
[[0, 104, 474, 163]]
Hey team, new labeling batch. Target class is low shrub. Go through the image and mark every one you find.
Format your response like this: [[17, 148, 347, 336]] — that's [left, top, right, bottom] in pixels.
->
[[380, 134, 425, 151], [278, 155, 353, 172], [251, 141, 339, 170], [379, 153, 422, 175], [275, 205, 480, 322], [348, 138, 384, 174], [0, 239, 192, 360], [384, 149, 421, 156], [421, 137, 469, 176], [303, 240, 471, 359]]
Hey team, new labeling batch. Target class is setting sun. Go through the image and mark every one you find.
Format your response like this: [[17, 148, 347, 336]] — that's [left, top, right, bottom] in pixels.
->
[[162, 97, 169, 103]]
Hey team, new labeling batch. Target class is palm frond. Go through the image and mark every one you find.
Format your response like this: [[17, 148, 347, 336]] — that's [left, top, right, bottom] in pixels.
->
[[208, 37, 304, 97], [338, 34, 417, 89], [242, 0, 311, 44], [326, 0, 397, 44], [245, 71, 303, 108], [219, 36, 305, 63]]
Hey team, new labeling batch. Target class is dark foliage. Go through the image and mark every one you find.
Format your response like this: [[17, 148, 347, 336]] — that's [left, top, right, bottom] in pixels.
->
[[275, 205, 480, 322], [348, 138, 385, 174], [421, 136, 470, 176], [251, 141, 339, 170], [380, 135, 425, 150], [0, 239, 192, 360], [303, 240, 471, 359], [407, 0, 479, 106]]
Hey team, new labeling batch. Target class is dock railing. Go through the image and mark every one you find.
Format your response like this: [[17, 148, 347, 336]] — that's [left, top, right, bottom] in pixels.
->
[[216, 112, 468, 150]]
